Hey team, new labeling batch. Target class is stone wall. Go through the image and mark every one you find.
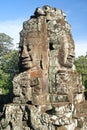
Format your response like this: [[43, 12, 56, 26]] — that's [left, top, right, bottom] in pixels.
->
[[0, 5, 86, 130]]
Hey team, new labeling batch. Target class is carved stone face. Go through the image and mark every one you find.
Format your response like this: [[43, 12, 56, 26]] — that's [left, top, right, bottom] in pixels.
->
[[58, 34, 75, 68], [19, 45, 32, 71]]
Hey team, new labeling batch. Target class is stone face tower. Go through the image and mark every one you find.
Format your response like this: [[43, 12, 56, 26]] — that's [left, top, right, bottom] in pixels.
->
[[13, 5, 83, 106], [0, 5, 86, 130]]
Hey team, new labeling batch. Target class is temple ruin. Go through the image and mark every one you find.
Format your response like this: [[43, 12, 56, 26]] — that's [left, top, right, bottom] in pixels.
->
[[0, 5, 87, 130]]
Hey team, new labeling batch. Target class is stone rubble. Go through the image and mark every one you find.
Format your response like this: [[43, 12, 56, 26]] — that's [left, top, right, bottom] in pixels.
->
[[0, 5, 87, 130]]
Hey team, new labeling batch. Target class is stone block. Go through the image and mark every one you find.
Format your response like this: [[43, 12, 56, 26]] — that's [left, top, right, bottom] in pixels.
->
[[49, 94, 69, 103], [32, 94, 48, 105]]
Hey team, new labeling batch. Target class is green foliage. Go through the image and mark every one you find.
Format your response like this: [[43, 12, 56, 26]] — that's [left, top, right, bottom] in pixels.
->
[[0, 33, 19, 94], [1, 50, 19, 76], [75, 55, 87, 91], [75, 56, 87, 74], [0, 69, 11, 94], [0, 50, 19, 93], [0, 33, 13, 56]]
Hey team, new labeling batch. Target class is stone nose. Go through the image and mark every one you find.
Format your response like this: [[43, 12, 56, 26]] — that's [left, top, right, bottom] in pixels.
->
[[21, 45, 29, 58], [69, 52, 75, 57], [69, 48, 75, 58]]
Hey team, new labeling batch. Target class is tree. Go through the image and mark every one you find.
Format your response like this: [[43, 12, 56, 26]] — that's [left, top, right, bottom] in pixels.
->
[[0, 69, 11, 93], [1, 50, 19, 76], [0, 33, 13, 57], [0, 50, 19, 93], [75, 55, 87, 91], [0, 33, 19, 94]]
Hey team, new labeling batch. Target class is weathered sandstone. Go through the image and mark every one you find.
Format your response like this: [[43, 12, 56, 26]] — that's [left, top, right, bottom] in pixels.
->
[[0, 5, 86, 130]]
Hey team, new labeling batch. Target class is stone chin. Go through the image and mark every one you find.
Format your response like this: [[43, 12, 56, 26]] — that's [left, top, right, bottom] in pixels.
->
[[59, 57, 74, 68], [63, 62, 73, 68], [21, 63, 32, 71], [60, 62, 73, 68]]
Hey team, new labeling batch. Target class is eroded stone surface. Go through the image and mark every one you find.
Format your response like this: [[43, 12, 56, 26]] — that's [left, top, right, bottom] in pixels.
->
[[0, 5, 86, 130]]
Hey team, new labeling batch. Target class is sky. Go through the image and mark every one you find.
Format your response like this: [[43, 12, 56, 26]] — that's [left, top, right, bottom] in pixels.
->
[[0, 0, 87, 57]]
